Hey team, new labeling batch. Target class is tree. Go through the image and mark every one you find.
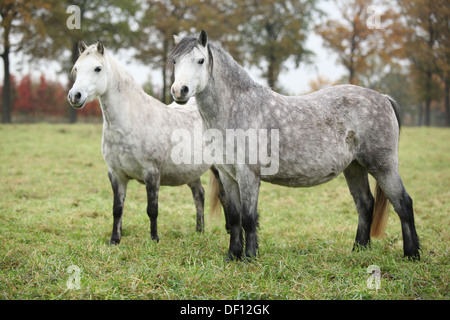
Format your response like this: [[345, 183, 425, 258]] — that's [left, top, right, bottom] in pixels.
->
[[14, 74, 34, 116], [0, 0, 54, 123], [134, 0, 242, 104], [239, 0, 319, 91], [0, 0, 139, 123], [316, 0, 405, 86], [369, 67, 418, 125], [35, 74, 49, 114], [133, 0, 189, 104], [398, 0, 448, 126]]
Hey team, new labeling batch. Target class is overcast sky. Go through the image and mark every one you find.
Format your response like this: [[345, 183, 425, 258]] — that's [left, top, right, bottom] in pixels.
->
[[2, 1, 346, 96]]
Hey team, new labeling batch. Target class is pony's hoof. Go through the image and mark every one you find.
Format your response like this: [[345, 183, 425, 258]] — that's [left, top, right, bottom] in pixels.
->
[[151, 235, 160, 243], [244, 251, 257, 261], [109, 238, 121, 245], [225, 248, 244, 262], [404, 251, 421, 262], [352, 242, 371, 252]]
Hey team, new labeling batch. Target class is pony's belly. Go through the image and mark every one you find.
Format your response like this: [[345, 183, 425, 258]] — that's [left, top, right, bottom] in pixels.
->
[[261, 154, 351, 187], [261, 170, 340, 187], [159, 163, 210, 186], [104, 153, 145, 182]]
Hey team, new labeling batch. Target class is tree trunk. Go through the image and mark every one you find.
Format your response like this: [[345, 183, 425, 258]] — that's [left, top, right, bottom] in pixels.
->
[[445, 78, 450, 127], [424, 70, 432, 126], [349, 67, 356, 85], [424, 99, 431, 126], [162, 65, 167, 104], [68, 41, 79, 124], [1, 46, 12, 123], [267, 56, 276, 90], [161, 39, 171, 104], [264, 22, 278, 90], [418, 103, 423, 126]]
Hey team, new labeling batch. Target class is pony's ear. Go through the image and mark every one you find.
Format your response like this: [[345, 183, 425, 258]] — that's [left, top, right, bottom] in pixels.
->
[[199, 30, 208, 47], [78, 41, 88, 54], [96, 40, 104, 55], [173, 35, 182, 45]]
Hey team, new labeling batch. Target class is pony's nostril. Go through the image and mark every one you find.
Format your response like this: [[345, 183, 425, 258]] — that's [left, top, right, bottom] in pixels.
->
[[181, 85, 189, 96], [75, 92, 82, 101]]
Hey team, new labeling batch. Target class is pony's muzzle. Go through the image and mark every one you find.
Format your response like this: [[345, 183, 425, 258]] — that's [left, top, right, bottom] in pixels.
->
[[68, 89, 86, 109], [171, 84, 190, 104]]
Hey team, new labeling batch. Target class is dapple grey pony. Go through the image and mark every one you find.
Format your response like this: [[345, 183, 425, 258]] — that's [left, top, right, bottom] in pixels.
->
[[168, 31, 420, 261], [68, 41, 223, 244]]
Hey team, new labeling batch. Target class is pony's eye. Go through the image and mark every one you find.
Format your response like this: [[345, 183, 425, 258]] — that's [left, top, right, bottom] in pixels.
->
[[172, 59, 176, 65], [95, 66, 102, 73], [198, 58, 205, 65]]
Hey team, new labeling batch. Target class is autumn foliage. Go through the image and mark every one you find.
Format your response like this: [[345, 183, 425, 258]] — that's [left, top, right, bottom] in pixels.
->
[[0, 0, 449, 125], [0, 73, 101, 122]]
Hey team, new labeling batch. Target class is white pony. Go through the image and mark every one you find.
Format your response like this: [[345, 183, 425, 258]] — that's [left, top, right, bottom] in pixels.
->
[[68, 41, 222, 244]]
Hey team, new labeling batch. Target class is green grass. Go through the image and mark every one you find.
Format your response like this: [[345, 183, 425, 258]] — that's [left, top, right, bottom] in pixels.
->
[[0, 124, 448, 300]]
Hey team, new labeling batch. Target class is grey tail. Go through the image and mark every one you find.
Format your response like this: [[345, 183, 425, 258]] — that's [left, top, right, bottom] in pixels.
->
[[370, 95, 402, 239], [383, 94, 401, 130]]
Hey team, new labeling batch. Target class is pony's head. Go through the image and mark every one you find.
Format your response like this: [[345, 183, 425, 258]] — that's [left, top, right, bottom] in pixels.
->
[[168, 30, 212, 105], [68, 41, 108, 109]]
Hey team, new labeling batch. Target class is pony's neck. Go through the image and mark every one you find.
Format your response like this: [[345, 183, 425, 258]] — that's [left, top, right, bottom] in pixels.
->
[[99, 53, 161, 126], [197, 44, 262, 128], [211, 44, 260, 92]]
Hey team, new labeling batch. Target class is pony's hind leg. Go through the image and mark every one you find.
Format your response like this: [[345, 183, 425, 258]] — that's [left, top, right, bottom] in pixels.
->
[[343, 161, 374, 250], [144, 169, 161, 242], [188, 178, 205, 232], [371, 170, 420, 261], [108, 172, 128, 245]]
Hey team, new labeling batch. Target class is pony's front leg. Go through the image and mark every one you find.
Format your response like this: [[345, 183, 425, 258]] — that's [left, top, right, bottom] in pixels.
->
[[145, 169, 161, 242], [238, 167, 260, 259], [227, 201, 244, 260], [187, 178, 205, 232], [108, 172, 128, 245], [219, 172, 243, 260]]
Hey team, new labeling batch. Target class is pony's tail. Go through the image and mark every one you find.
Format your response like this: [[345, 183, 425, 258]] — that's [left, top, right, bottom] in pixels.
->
[[370, 183, 390, 238], [383, 94, 401, 130], [370, 95, 400, 238], [209, 170, 222, 218]]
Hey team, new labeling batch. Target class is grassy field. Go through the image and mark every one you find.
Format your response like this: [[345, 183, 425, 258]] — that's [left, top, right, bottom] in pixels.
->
[[0, 124, 448, 300]]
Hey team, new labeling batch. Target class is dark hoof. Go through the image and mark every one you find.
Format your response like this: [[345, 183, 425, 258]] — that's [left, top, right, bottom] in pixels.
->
[[225, 250, 242, 262], [109, 238, 121, 245], [151, 235, 160, 243], [352, 242, 371, 252], [244, 251, 257, 261], [404, 251, 421, 262]]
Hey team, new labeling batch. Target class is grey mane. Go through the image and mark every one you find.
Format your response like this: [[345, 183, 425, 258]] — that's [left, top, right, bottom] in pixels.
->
[[208, 42, 263, 92], [167, 35, 214, 73]]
